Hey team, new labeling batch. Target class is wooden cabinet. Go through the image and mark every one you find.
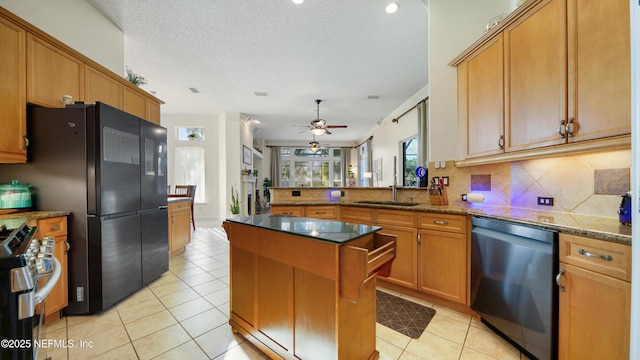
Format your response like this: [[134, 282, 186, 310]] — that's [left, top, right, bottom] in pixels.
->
[[0, 15, 27, 163], [224, 220, 394, 360], [417, 213, 468, 304], [504, 0, 567, 152], [168, 200, 191, 255], [452, 0, 631, 164], [374, 209, 418, 289], [84, 65, 123, 109], [0, 8, 164, 164], [304, 205, 338, 219], [565, 0, 631, 142], [124, 87, 148, 120], [457, 34, 504, 158], [26, 33, 84, 108], [33, 216, 68, 319], [270, 205, 305, 217], [557, 234, 631, 359], [339, 206, 374, 225]]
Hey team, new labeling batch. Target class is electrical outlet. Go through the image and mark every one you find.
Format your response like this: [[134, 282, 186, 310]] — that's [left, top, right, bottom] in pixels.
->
[[537, 197, 554, 206]]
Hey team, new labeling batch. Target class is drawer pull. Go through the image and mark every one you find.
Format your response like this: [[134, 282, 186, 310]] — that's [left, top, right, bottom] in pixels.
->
[[51, 225, 59, 231], [433, 220, 449, 225], [556, 269, 565, 292], [315, 211, 326, 215], [578, 248, 612, 262]]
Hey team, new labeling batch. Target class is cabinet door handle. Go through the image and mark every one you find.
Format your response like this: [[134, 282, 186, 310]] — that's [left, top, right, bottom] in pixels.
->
[[498, 135, 504, 150], [558, 120, 566, 139], [433, 220, 449, 225], [22, 135, 30, 150], [417, 232, 421, 246], [578, 248, 612, 262], [65, 240, 70, 254], [566, 118, 576, 138], [556, 268, 565, 292]]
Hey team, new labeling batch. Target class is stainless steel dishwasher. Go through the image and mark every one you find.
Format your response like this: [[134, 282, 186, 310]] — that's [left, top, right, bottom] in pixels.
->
[[470, 217, 558, 360]]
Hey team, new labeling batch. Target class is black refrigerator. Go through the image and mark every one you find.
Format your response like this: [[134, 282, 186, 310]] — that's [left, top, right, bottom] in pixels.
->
[[0, 102, 168, 315]]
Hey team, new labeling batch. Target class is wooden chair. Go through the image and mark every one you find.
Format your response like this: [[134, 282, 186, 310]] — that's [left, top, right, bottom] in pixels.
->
[[175, 185, 196, 230]]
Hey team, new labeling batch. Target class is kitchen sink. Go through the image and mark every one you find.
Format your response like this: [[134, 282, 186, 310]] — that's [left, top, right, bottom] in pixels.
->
[[355, 200, 420, 206]]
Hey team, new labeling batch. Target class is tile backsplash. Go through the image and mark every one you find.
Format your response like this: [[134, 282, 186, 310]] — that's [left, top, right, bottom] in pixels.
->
[[430, 149, 631, 219]]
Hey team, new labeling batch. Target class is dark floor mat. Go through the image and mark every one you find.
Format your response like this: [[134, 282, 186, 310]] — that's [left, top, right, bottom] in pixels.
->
[[376, 290, 436, 339]]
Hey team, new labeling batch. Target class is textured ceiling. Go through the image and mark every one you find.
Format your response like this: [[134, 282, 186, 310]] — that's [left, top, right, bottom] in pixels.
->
[[87, 0, 429, 143]]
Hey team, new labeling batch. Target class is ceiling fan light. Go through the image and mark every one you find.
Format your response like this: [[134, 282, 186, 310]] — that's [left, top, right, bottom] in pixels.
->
[[292, 0, 304, 4], [385, 2, 399, 14], [310, 128, 326, 136]]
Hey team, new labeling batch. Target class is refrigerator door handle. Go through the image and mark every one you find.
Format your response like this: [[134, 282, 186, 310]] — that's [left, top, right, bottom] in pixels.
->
[[159, 205, 168, 210]]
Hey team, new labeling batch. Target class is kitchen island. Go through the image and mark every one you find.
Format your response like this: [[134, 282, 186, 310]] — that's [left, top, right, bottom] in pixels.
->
[[222, 215, 396, 360]]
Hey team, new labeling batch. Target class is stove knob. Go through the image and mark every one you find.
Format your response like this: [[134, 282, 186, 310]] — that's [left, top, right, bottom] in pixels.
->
[[35, 257, 53, 275], [42, 237, 56, 247], [39, 245, 54, 255]]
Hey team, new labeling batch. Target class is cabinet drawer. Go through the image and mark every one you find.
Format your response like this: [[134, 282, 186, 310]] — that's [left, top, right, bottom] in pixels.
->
[[418, 213, 467, 234], [305, 205, 337, 219], [560, 234, 631, 282], [37, 216, 67, 237], [169, 201, 190, 212], [339, 206, 374, 224], [270, 205, 304, 217], [374, 209, 417, 227]]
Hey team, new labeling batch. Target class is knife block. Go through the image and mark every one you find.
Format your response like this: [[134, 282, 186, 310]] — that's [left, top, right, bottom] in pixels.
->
[[429, 184, 449, 205]]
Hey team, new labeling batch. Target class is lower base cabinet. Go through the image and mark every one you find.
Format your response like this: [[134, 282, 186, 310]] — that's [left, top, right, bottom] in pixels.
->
[[557, 234, 631, 359], [168, 200, 191, 255], [32, 216, 69, 318]]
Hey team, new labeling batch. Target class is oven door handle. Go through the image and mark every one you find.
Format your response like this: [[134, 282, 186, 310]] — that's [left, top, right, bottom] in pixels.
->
[[34, 257, 61, 304]]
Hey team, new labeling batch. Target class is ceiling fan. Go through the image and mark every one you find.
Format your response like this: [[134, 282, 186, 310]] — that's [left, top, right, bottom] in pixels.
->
[[299, 99, 348, 136]]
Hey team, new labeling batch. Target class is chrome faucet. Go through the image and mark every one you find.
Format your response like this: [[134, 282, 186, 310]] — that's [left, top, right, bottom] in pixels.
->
[[392, 156, 398, 202]]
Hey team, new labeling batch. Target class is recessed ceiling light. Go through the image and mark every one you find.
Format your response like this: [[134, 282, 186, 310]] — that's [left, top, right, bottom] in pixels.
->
[[385, 2, 399, 14], [368, 95, 379, 99], [292, 0, 304, 4], [254, 92, 268, 96], [189, 87, 200, 93]]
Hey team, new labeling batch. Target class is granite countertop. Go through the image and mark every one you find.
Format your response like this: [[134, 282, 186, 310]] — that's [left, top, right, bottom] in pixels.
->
[[168, 196, 193, 203], [0, 210, 71, 228], [270, 201, 632, 245], [225, 214, 382, 245]]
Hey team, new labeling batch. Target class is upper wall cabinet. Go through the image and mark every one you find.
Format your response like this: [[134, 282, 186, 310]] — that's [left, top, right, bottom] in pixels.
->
[[85, 65, 124, 109], [451, 0, 631, 164], [0, 7, 164, 162], [0, 15, 27, 163], [26, 34, 84, 108]]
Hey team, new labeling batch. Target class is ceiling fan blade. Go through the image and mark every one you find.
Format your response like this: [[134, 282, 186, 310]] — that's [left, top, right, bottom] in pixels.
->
[[326, 125, 348, 128], [324, 129, 332, 135]]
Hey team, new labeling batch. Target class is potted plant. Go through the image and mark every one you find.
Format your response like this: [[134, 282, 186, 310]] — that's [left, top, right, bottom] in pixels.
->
[[229, 186, 240, 215], [263, 178, 272, 203], [125, 67, 147, 87]]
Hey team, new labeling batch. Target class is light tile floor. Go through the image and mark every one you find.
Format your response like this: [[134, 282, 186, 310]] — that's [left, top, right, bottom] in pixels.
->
[[38, 222, 530, 360]]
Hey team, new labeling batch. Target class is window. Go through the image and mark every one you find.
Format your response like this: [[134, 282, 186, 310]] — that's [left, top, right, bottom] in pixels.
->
[[177, 127, 204, 141], [174, 146, 205, 203], [279, 148, 343, 187], [402, 136, 418, 186]]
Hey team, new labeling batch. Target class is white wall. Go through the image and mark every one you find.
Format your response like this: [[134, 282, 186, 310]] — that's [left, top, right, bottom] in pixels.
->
[[428, 0, 515, 161], [162, 114, 220, 222], [0, 0, 124, 75], [361, 85, 428, 187]]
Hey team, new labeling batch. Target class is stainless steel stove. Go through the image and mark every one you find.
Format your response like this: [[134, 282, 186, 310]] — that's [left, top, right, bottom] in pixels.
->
[[0, 222, 61, 360]]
